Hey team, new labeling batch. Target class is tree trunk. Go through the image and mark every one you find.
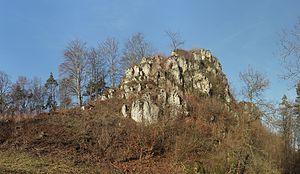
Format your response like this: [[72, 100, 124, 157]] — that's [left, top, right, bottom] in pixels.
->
[[77, 69, 82, 106]]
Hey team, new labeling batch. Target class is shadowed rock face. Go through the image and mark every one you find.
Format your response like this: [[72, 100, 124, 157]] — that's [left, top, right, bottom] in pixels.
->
[[101, 48, 233, 124]]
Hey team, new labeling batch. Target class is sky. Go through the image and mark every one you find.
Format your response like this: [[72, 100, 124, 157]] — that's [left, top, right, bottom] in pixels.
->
[[0, 0, 299, 102]]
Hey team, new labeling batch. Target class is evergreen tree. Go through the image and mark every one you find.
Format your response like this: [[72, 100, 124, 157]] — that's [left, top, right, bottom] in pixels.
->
[[86, 77, 105, 101], [294, 83, 300, 150], [86, 47, 106, 100], [280, 94, 293, 173], [44, 73, 58, 111], [10, 83, 27, 115]]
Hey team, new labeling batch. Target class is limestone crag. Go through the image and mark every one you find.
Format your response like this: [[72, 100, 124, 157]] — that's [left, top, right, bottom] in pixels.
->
[[101, 48, 232, 123]]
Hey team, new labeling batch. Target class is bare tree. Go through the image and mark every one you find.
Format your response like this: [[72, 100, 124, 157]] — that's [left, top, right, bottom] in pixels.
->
[[88, 47, 105, 85], [0, 71, 11, 114], [59, 39, 88, 106], [59, 78, 72, 109], [121, 32, 155, 71], [165, 30, 185, 50], [279, 17, 300, 82], [28, 77, 45, 114], [10, 76, 30, 115], [239, 66, 272, 121], [99, 38, 119, 88], [239, 66, 270, 103], [86, 47, 106, 100]]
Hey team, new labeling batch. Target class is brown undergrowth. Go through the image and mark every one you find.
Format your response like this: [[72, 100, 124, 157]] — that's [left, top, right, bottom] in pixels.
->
[[0, 95, 282, 173]]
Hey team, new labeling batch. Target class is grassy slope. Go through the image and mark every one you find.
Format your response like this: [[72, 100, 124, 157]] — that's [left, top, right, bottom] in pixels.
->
[[0, 150, 103, 174], [0, 99, 175, 174], [0, 99, 125, 174], [0, 97, 282, 173]]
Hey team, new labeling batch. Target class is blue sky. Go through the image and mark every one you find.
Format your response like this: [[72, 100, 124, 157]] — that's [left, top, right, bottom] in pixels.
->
[[0, 0, 299, 102]]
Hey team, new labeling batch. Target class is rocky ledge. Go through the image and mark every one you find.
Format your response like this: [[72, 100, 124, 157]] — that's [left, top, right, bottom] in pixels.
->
[[101, 48, 233, 124]]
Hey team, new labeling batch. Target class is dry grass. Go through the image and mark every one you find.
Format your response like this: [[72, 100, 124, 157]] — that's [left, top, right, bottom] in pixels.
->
[[0, 95, 284, 173], [0, 150, 110, 174]]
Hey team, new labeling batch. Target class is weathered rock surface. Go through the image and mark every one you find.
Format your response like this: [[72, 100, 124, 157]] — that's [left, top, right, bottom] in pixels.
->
[[101, 48, 233, 123]]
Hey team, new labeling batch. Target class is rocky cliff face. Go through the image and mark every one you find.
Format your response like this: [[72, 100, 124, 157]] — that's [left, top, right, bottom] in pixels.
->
[[101, 48, 233, 123]]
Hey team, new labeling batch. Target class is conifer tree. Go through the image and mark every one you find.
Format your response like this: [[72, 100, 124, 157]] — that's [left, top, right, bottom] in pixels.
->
[[86, 47, 106, 100], [10, 77, 29, 115], [294, 83, 300, 150], [44, 73, 58, 111], [280, 95, 293, 173]]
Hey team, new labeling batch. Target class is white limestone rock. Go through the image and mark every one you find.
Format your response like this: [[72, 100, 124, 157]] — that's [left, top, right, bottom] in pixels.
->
[[131, 99, 159, 124], [102, 48, 234, 123], [121, 104, 129, 118], [168, 90, 181, 107]]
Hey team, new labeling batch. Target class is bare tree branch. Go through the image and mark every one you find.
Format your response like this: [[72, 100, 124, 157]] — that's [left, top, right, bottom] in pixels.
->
[[59, 39, 88, 106], [0, 71, 11, 113], [239, 66, 270, 103], [279, 17, 300, 82], [99, 38, 120, 88], [165, 30, 185, 50], [121, 32, 155, 71]]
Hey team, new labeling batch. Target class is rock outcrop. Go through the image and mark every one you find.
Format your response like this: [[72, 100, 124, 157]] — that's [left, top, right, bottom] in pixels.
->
[[101, 48, 233, 123]]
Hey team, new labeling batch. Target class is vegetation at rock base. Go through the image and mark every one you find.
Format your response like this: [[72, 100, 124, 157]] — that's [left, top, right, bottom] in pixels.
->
[[0, 92, 298, 173]]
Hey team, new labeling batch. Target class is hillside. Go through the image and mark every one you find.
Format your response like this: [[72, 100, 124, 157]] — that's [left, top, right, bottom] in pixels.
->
[[0, 49, 283, 173]]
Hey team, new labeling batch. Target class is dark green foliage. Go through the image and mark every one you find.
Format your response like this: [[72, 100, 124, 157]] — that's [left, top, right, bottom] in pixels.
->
[[10, 84, 28, 114], [280, 95, 294, 173], [44, 73, 58, 112], [85, 78, 105, 100], [294, 83, 300, 149]]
